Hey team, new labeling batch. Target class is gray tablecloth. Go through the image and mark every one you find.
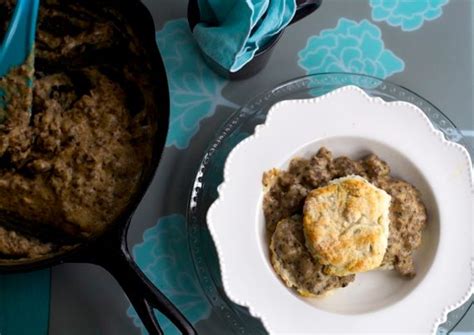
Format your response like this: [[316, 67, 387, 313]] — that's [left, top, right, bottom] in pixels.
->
[[49, 1, 474, 334]]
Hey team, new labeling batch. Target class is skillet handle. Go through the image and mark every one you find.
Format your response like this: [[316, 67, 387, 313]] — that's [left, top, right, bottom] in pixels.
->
[[102, 246, 196, 335], [290, 0, 322, 25], [76, 225, 197, 335]]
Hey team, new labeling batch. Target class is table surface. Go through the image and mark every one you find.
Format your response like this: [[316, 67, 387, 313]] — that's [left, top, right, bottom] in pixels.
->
[[0, 0, 473, 334]]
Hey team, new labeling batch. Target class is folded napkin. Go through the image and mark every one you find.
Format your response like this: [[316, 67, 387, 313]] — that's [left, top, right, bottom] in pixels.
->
[[193, 0, 296, 72]]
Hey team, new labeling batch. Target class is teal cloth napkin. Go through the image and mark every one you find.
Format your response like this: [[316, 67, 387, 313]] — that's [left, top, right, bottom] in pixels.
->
[[193, 0, 296, 72], [0, 271, 51, 335]]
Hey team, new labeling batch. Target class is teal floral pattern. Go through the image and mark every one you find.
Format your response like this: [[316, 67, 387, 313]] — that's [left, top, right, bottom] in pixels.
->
[[298, 18, 404, 79], [127, 214, 210, 335], [370, 0, 449, 32], [156, 19, 236, 149]]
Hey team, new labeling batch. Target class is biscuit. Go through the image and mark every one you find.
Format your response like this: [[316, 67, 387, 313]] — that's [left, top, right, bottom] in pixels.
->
[[270, 216, 355, 297], [303, 175, 391, 276]]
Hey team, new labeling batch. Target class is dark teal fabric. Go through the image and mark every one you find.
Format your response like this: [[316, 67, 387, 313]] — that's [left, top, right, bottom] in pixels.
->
[[0, 270, 50, 335]]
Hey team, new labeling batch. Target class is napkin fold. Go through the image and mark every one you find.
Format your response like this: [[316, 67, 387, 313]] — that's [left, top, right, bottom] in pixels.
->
[[193, 0, 296, 72]]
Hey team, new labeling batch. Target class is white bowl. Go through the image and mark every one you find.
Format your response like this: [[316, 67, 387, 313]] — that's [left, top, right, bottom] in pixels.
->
[[207, 86, 473, 334]]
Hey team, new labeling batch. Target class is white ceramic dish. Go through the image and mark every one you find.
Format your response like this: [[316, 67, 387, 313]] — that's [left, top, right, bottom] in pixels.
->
[[207, 86, 473, 334]]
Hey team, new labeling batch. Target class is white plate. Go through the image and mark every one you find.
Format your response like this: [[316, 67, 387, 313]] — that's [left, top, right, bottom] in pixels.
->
[[207, 86, 473, 334]]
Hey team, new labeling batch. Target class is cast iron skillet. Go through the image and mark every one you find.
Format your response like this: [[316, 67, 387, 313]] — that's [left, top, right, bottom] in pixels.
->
[[188, 0, 323, 80], [0, 1, 195, 334]]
